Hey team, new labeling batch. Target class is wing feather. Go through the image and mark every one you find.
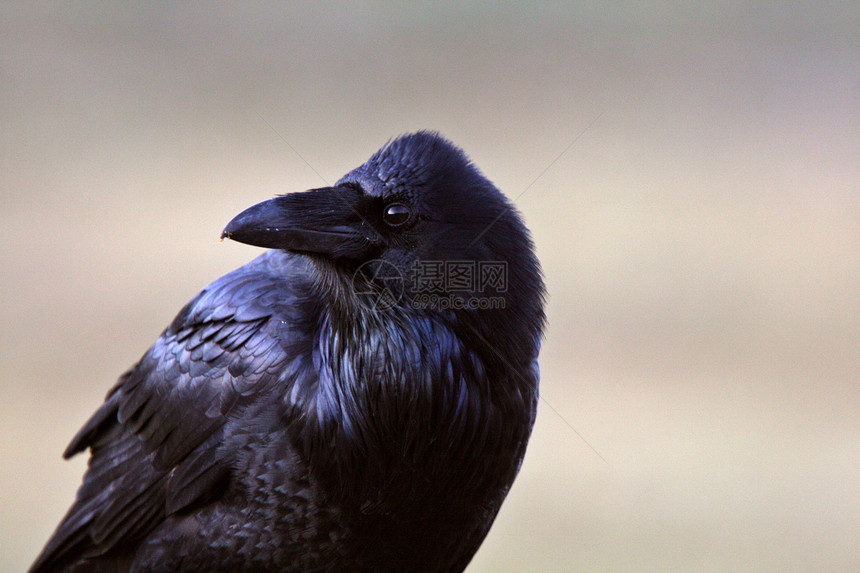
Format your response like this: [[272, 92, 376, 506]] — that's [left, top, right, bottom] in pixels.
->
[[30, 263, 297, 573]]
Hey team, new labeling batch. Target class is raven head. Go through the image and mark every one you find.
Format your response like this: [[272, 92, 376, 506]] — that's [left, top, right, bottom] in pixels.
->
[[223, 131, 545, 357]]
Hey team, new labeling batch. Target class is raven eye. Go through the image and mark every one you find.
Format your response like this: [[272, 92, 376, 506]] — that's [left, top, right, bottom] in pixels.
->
[[383, 203, 410, 227]]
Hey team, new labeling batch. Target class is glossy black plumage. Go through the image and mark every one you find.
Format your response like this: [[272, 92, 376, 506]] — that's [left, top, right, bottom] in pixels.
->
[[30, 132, 545, 573]]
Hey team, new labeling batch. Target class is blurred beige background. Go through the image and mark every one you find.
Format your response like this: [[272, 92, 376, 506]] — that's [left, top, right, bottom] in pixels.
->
[[2, 4, 858, 571]]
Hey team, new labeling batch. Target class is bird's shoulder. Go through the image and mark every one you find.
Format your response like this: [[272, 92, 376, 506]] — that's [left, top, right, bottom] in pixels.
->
[[68, 250, 311, 462], [30, 251, 316, 573]]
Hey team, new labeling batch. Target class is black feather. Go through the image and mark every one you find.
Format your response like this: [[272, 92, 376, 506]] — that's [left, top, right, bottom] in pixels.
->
[[30, 132, 545, 573]]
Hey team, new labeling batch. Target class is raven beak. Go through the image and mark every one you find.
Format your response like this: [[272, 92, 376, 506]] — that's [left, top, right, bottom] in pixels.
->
[[221, 187, 380, 260]]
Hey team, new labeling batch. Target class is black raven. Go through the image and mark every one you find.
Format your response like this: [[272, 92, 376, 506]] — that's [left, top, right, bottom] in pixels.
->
[[30, 131, 545, 573]]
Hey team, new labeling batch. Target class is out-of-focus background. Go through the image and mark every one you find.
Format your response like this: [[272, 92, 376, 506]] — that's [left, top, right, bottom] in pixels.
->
[[2, 4, 858, 571]]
